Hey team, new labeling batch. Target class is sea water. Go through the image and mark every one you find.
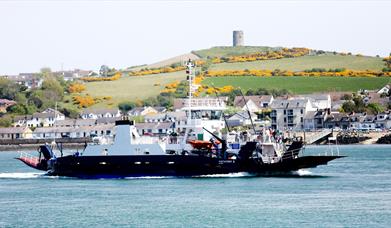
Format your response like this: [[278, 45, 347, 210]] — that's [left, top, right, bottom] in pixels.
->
[[0, 145, 390, 227]]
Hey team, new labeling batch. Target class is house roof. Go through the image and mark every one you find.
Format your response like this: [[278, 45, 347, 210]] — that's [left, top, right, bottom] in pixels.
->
[[76, 119, 96, 126], [326, 113, 349, 122], [127, 106, 157, 115], [32, 112, 56, 118], [144, 113, 167, 119], [96, 117, 121, 125], [13, 115, 32, 121], [13, 110, 64, 121], [233, 95, 273, 108], [0, 127, 31, 134], [54, 119, 76, 127], [34, 127, 76, 133], [81, 108, 119, 115], [270, 98, 309, 109], [296, 94, 330, 101], [364, 92, 389, 105], [152, 106, 167, 113], [166, 111, 187, 120]]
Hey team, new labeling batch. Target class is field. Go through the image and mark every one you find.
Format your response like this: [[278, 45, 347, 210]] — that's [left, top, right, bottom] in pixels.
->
[[84, 71, 186, 107], [193, 46, 280, 58], [82, 46, 387, 108], [202, 76, 390, 94], [210, 55, 385, 71]]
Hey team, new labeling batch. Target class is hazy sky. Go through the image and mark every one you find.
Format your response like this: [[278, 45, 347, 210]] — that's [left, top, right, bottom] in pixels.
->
[[0, 0, 390, 75]]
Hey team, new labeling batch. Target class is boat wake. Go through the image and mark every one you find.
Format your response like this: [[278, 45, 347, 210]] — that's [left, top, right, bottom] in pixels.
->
[[195, 172, 257, 178], [0, 172, 46, 179], [295, 169, 313, 176]]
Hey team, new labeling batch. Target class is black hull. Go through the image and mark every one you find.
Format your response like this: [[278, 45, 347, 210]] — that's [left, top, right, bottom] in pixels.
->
[[46, 155, 345, 178]]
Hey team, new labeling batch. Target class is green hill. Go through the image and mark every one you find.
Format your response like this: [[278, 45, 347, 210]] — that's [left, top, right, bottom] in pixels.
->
[[192, 46, 281, 58], [203, 76, 390, 94], [82, 46, 388, 108], [84, 71, 185, 107], [210, 55, 384, 71]]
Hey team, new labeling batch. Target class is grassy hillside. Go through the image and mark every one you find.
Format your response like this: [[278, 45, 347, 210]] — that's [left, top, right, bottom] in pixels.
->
[[203, 76, 390, 94], [85, 46, 388, 109], [210, 55, 384, 71], [193, 46, 281, 58], [84, 71, 186, 107]]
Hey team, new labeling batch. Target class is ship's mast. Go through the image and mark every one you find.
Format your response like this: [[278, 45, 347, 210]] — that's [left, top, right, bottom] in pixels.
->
[[182, 59, 196, 145], [186, 59, 195, 123]]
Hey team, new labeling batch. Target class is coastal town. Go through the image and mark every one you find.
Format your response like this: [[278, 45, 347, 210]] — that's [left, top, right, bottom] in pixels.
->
[[1, 31, 391, 148], [1, 80, 390, 145]]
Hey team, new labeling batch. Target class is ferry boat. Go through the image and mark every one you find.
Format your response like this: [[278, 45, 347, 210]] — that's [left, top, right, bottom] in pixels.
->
[[17, 60, 344, 178]]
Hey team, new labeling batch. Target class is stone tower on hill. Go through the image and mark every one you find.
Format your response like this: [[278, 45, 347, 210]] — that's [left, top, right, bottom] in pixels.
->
[[233, 30, 244, 46]]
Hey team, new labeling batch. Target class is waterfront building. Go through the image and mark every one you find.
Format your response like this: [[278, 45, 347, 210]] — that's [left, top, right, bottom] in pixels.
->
[[13, 110, 65, 128], [375, 112, 391, 129], [324, 113, 350, 130], [33, 125, 114, 139], [270, 98, 315, 130], [0, 127, 33, 139]]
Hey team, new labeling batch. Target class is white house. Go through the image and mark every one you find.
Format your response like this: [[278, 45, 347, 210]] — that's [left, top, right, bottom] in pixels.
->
[[13, 109, 65, 128], [375, 112, 391, 129], [33, 124, 114, 139], [296, 94, 331, 110], [377, 84, 390, 94], [81, 108, 121, 119], [270, 98, 316, 130], [233, 95, 274, 113]]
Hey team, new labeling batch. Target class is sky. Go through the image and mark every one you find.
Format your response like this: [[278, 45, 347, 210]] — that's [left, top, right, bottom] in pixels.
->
[[0, 0, 390, 75]]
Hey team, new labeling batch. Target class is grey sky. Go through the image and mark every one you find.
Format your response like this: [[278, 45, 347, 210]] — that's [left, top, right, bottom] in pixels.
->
[[0, 0, 390, 75]]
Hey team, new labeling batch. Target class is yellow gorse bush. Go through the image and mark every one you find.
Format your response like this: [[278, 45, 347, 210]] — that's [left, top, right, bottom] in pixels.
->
[[68, 83, 86, 93], [210, 48, 310, 64], [205, 69, 391, 78]]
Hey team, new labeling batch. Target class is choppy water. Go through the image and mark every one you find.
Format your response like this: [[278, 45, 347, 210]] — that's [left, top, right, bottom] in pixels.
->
[[0, 145, 390, 227]]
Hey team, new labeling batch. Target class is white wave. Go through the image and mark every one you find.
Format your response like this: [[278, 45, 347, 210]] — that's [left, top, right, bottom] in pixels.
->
[[195, 172, 256, 178], [295, 169, 313, 176], [0, 172, 46, 179]]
